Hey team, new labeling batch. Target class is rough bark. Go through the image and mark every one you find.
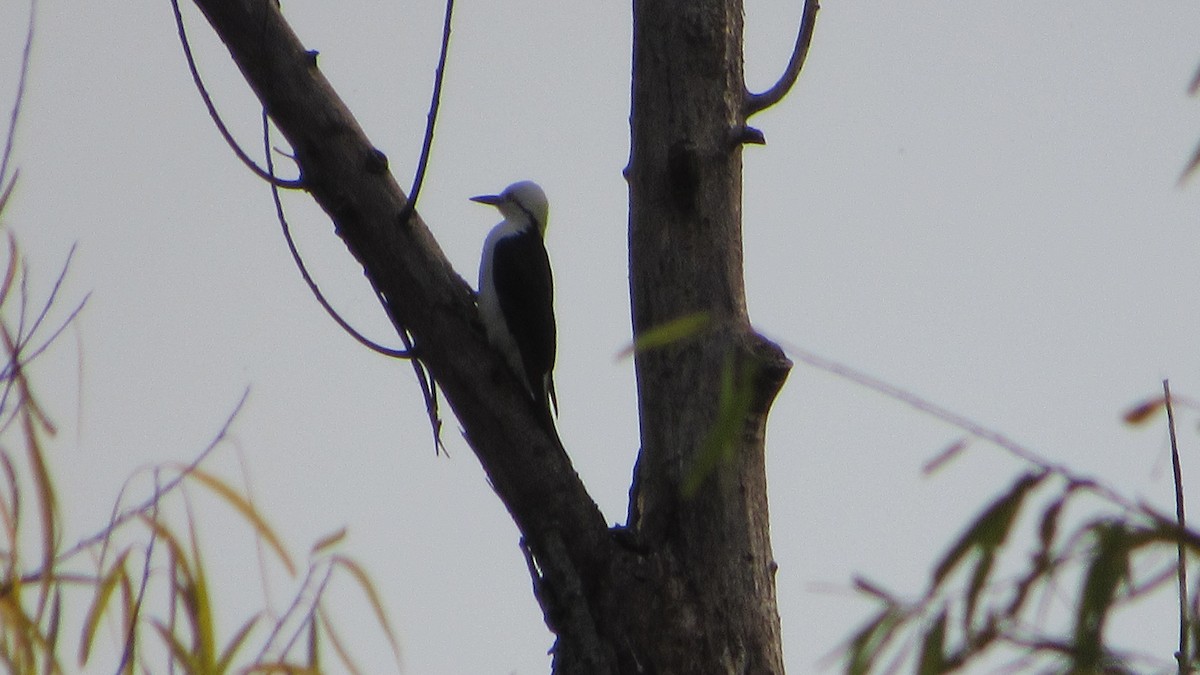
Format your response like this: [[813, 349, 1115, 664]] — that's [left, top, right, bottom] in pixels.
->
[[624, 0, 792, 672], [187, 0, 792, 672]]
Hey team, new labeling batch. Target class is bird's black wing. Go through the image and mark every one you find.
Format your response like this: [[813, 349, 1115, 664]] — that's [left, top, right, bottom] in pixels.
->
[[492, 231, 556, 411]]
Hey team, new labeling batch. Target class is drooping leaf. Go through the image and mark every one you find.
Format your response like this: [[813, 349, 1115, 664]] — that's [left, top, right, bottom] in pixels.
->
[[308, 608, 320, 670], [1122, 396, 1164, 425], [215, 613, 262, 675], [1182, 142, 1200, 185], [79, 549, 131, 665], [187, 468, 296, 576], [1074, 521, 1130, 670], [137, 515, 191, 583], [616, 312, 711, 359], [331, 554, 403, 668], [152, 620, 202, 673], [845, 606, 904, 675], [1037, 496, 1066, 554], [311, 528, 347, 555], [45, 588, 62, 671], [916, 610, 947, 675], [931, 472, 1044, 588], [682, 350, 760, 497], [184, 503, 216, 672], [317, 606, 363, 675], [963, 550, 995, 633]]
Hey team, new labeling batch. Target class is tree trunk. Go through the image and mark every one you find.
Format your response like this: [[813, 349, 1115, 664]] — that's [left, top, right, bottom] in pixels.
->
[[186, 0, 792, 671], [621, 0, 792, 672]]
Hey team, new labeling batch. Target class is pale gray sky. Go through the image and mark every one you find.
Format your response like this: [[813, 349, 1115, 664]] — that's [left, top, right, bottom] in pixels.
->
[[2, 0, 1199, 672]]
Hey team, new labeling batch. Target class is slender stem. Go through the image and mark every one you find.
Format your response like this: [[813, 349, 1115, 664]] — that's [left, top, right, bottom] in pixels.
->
[[169, 0, 302, 188], [263, 112, 410, 359], [399, 0, 455, 226], [0, 0, 36, 193], [744, 0, 819, 116], [1165, 379, 1188, 673]]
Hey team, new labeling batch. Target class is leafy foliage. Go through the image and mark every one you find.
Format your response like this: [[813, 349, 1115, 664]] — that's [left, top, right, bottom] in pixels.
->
[[0, 238, 402, 674], [844, 395, 1200, 674], [0, 169, 398, 675], [0, 9, 401, 668]]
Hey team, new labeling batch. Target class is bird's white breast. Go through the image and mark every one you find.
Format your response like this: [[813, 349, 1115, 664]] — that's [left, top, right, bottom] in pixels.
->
[[478, 221, 528, 382]]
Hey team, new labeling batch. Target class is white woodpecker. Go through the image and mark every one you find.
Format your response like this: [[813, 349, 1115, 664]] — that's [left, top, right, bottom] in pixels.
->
[[473, 180, 557, 423]]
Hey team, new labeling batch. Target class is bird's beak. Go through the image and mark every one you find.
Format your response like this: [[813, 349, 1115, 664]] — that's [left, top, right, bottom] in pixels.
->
[[470, 194, 503, 206]]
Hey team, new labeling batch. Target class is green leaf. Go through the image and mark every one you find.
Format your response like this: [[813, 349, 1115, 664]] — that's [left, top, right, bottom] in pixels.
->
[[331, 555, 403, 668], [311, 528, 348, 556], [681, 350, 758, 498], [215, 613, 261, 675], [79, 549, 131, 665], [916, 610, 947, 675], [318, 606, 364, 675], [185, 511, 216, 672], [963, 550, 994, 633], [308, 610, 320, 670], [153, 620, 202, 673], [1074, 521, 1130, 670], [1037, 496, 1066, 554], [845, 606, 904, 675], [617, 312, 711, 359], [187, 468, 296, 576], [931, 472, 1044, 588], [1122, 396, 1164, 425]]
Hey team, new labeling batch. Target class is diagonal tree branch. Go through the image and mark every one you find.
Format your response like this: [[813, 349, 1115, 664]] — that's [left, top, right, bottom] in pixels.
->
[[744, 0, 819, 117], [183, 0, 614, 641]]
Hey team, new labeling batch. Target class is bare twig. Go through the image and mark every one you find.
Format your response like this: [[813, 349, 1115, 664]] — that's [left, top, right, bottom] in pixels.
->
[[169, 0, 303, 188], [261, 102, 445, 449], [19, 244, 76, 346], [788, 343, 1048, 469], [372, 285, 445, 454], [14, 246, 30, 365], [118, 468, 163, 673], [0, 270, 59, 438], [397, 0, 456, 227], [278, 561, 336, 660], [256, 561, 320, 663], [0, 0, 36, 193], [263, 111, 410, 359], [0, 245, 88, 434], [55, 388, 251, 563], [1164, 380, 1189, 672], [402, 326, 445, 454], [787, 342, 1145, 514], [0, 290, 88, 434], [0, 244, 89, 381], [744, 0, 819, 117], [0, 292, 88, 384]]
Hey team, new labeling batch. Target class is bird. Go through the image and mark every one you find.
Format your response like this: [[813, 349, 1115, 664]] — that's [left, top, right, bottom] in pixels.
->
[[472, 180, 558, 424]]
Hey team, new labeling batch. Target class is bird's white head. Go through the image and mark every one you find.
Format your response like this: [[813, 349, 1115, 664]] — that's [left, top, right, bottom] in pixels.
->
[[471, 180, 549, 235]]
